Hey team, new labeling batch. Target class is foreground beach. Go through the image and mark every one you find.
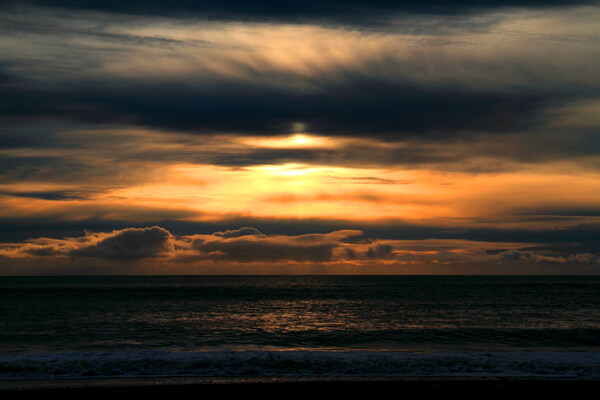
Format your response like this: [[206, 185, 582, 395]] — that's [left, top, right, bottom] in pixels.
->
[[2, 350, 599, 379], [2, 376, 600, 397]]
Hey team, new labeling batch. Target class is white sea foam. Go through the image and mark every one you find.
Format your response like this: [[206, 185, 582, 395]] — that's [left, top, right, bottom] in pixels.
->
[[1, 350, 600, 379]]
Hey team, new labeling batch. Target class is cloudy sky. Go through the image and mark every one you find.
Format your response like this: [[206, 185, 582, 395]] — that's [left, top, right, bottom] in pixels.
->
[[1, 1, 599, 274]]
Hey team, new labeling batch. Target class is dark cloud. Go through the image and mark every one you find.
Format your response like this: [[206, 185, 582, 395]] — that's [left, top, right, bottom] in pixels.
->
[[520, 208, 600, 217], [0, 73, 559, 139], [0, 190, 95, 201], [340, 234, 373, 244], [72, 226, 173, 259], [0, 226, 356, 264], [2, 226, 598, 272], [493, 249, 599, 264], [0, 226, 176, 261], [5, 1, 596, 25], [214, 227, 265, 238], [3, 217, 599, 258], [187, 229, 363, 263], [366, 244, 394, 259], [191, 238, 337, 262]]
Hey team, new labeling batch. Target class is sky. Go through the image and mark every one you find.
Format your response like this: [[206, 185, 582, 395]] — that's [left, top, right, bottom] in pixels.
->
[[1, 1, 599, 275]]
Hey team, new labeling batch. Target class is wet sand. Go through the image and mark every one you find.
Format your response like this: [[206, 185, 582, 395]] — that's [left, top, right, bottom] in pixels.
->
[[2, 376, 599, 398]]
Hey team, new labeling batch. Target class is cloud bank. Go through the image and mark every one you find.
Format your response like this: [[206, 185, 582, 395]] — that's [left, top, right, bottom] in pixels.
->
[[1, 227, 598, 275]]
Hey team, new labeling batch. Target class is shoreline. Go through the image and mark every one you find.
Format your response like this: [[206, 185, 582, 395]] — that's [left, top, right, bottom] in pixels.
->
[[3, 349, 599, 380], [2, 376, 600, 396]]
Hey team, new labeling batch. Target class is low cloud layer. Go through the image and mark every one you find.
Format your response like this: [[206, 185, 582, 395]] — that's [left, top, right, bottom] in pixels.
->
[[1, 227, 598, 274], [71, 226, 173, 259], [0, 226, 174, 260]]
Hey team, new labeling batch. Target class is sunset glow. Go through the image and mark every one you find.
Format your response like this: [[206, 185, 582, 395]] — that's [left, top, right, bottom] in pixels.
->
[[1, 1, 599, 274]]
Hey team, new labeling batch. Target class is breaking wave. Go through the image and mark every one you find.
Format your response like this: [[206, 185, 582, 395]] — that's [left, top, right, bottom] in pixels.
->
[[2, 350, 600, 380]]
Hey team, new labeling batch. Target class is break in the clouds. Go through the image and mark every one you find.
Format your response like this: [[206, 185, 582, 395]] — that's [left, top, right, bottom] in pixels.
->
[[1, 2, 599, 274]]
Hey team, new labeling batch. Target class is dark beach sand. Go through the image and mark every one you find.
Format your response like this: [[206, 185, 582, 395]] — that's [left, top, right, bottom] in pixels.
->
[[2, 377, 599, 398]]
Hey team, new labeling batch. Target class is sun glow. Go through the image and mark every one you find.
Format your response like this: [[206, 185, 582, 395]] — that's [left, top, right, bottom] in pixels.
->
[[240, 134, 332, 149], [292, 134, 310, 145], [248, 164, 320, 177]]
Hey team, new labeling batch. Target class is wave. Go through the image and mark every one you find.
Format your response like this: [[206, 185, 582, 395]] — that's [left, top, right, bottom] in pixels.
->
[[1, 350, 600, 380]]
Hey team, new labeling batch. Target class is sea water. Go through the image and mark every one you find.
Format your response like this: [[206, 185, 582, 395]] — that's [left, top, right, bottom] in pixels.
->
[[1, 276, 599, 378]]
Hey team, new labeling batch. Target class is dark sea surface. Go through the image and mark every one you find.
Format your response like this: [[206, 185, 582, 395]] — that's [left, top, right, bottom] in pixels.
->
[[1, 276, 600, 378]]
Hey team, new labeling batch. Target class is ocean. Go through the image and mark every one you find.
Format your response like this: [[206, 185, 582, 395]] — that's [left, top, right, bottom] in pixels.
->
[[1, 276, 600, 379]]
